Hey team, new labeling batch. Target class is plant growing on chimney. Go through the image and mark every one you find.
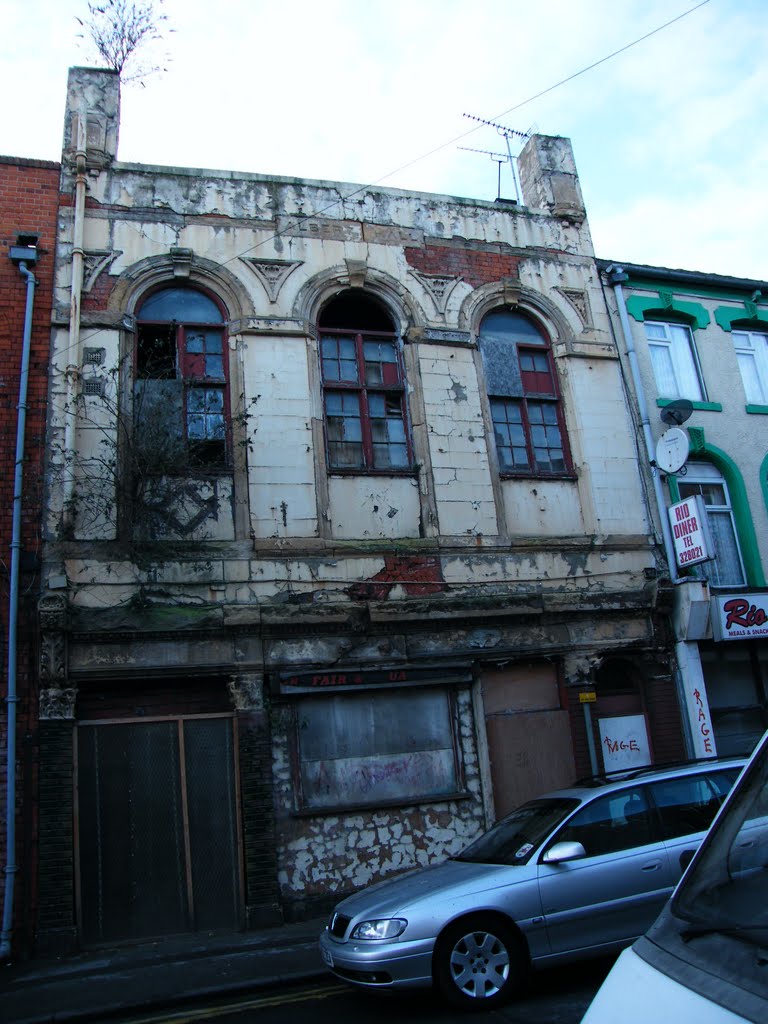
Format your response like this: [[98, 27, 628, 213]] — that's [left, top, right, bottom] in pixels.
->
[[76, 0, 173, 84]]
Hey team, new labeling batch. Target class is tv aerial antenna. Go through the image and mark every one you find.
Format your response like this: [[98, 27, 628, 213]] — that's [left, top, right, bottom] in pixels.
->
[[459, 114, 532, 203]]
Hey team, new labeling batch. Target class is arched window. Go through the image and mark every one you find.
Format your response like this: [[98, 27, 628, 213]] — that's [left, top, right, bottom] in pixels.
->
[[318, 290, 411, 472], [479, 309, 570, 476], [136, 286, 229, 468]]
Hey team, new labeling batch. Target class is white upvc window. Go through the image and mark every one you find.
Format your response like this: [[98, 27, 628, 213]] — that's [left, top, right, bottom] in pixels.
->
[[644, 320, 705, 401], [678, 463, 746, 588], [732, 329, 768, 405]]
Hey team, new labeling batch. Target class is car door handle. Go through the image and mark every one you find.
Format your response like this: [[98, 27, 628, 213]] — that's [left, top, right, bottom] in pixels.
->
[[641, 860, 662, 871]]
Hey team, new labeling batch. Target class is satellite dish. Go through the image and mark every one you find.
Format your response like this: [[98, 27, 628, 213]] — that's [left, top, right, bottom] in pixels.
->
[[655, 427, 690, 474], [660, 399, 693, 426]]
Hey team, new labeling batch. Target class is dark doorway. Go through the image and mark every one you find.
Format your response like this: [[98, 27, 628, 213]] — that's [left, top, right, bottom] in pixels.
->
[[76, 714, 242, 945]]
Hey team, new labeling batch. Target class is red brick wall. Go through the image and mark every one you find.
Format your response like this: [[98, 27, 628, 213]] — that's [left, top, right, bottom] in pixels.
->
[[404, 241, 521, 289], [0, 156, 61, 958]]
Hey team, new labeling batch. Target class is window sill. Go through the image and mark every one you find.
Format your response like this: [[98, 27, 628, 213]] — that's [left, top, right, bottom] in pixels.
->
[[656, 398, 722, 412], [499, 471, 578, 482], [746, 404, 768, 415], [328, 467, 418, 478], [293, 790, 472, 818], [146, 465, 234, 476]]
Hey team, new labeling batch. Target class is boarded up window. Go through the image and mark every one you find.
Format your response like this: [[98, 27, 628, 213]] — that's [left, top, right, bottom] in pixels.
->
[[297, 689, 459, 809]]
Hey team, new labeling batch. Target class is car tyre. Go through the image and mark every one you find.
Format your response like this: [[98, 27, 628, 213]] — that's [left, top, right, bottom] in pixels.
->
[[434, 915, 527, 1010]]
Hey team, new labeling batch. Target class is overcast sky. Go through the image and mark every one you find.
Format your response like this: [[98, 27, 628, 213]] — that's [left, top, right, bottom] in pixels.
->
[[3, 0, 766, 281]]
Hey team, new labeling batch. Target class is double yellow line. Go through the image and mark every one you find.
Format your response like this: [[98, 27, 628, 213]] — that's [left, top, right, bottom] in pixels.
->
[[122, 982, 349, 1023]]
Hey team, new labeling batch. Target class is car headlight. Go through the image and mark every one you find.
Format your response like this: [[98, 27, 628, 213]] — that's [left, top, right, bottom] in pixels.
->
[[351, 918, 407, 940]]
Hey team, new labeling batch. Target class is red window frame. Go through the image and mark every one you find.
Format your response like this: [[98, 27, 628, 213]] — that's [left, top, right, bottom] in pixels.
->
[[320, 329, 412, 473], [486, 333, 572, 478], [135, 287, 231, 470]]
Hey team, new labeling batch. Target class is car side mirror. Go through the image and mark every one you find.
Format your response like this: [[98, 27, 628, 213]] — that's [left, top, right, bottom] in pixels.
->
[[542, 841, 587, 864]]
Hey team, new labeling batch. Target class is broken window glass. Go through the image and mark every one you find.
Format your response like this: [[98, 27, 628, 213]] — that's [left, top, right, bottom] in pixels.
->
[[480, 309, 570, 477], [136, 287, 229, 470], [318, 290, 412, 473]]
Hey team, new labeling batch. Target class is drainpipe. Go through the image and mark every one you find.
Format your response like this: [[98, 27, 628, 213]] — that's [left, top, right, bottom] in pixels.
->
[[604, 265, 700, 757], [62, 106, 88, 529], [1, 240, 39, 961], [603, 265, 680, 581]]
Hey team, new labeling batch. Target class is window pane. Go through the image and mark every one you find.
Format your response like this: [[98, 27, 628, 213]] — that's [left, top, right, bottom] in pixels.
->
[[492, 399, 529, 471], [733, 331, 768, 405], [186, 332, 205, 354], [368, 393, 385, 418], [187, 390, 206, 412], [528, 401, 564, 473], [707, 511, 745, 586], [137, 287, 223, 324], [648, 344, 678, 396], [368, 393, 409, 470], [206, 390, 224, 413], [645, 322, 703, 401], [364, 340, 400, 386], [650, 776, 724, 839], [321, 336, 359, 383], [205, 354, 224, 378], [326, 391, 363, 468], [186, 388, 225, 441], [188, 414, 206, 439], [137, 325, 177, 380], [556, 787, 654, 856]]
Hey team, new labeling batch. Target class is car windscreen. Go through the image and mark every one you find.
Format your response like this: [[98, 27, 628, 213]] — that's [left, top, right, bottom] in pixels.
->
[[453, 798, 580, 865]]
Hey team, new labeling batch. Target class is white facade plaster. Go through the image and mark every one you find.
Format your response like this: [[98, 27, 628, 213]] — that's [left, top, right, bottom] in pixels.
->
[[418, 344, 498, 537], [328, 477, 421, 539]]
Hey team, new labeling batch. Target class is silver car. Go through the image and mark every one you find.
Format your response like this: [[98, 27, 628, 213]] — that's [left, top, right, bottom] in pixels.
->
[[319, 758, 745, 1009]]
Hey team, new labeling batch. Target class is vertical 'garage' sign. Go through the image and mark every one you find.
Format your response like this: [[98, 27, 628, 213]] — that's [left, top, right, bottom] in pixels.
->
[[668, 495, 712, 569]]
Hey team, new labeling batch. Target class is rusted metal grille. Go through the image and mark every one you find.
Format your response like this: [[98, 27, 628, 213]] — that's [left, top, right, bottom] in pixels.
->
[[77, 715, 240, 945]]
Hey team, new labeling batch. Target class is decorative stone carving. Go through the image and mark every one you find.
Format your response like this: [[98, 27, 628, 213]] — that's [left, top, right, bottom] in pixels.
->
[[40, 633, 66, 686], [345, 259, 368, 289], [82, 250, 122, 292], [39, 593, 68, 632], [170, 247, 194, 278], [501, 278, 521, 307], [409, 270, 460, 315], [39, 686, 77, 721], [557, 288, 594, 330], [240, 258, 302, 302], [228, 673, 265, 711]]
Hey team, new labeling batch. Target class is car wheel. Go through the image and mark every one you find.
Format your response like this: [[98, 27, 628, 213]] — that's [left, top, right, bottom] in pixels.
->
[[434, 915, 526, 1009]]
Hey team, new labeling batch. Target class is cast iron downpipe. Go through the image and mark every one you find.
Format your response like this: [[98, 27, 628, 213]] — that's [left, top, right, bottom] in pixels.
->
[[1, 248, 37, 961], [603, 264, 680, 580]]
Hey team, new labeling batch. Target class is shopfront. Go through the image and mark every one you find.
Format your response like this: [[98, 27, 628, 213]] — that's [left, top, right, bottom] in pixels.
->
[[703, 592, 768, 755]]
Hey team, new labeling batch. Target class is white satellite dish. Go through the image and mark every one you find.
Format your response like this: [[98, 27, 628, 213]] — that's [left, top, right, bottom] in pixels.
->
[[655, 427, 690, 474]]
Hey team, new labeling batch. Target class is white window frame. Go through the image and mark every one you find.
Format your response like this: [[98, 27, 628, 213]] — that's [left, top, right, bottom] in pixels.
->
[[732, 329, 768, 405], [678, 463, 746, 588], [644, 320, 706, 401]]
